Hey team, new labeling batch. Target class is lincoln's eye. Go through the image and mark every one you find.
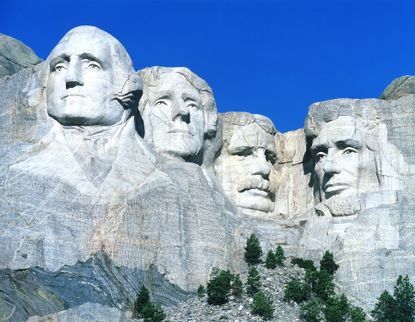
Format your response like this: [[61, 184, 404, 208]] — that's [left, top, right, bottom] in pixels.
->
[[315, 151, 327, 162]]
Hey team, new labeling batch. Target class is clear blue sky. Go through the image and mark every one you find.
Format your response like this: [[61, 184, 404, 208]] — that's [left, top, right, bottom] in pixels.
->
[[1, 0, 414, 133]]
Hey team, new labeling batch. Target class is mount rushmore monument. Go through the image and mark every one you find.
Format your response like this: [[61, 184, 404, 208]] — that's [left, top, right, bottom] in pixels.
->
[[1, 26, 415, 320]]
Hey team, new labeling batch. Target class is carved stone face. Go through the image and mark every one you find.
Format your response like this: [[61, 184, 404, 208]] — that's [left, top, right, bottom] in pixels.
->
[[215, 122, 277, 214], [143, 73, 205, 160], [311, 116, 376, 203], [46, 30, 124, 126]]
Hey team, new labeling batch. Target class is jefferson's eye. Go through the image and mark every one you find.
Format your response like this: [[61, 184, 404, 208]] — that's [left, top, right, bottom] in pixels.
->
[[54, 63, 67, 72], [155, 100, 168, 107], [87, 62, 101, 70], [343, 147, 358, 155]]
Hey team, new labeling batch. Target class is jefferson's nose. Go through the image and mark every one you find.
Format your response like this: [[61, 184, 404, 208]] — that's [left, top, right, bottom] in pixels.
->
[[65, 62, 84, 89], [252, 150, 272, 179], [171, 100, 190, 123]]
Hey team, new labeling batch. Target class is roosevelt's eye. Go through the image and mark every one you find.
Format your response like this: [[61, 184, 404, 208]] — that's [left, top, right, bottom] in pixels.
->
[[234, 148, 253, 157], [343, 147, 358, 155], [54, 63, 67, 72], [265, 151, 277, 165]]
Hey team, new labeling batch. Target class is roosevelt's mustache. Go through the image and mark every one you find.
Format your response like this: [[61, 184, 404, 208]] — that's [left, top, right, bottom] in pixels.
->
[[237, 177, 275, 194]]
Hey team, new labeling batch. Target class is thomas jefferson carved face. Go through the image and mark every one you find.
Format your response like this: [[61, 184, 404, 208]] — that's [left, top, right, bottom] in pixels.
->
[[46, 29, 124, 126], [143, 73, 205, 160], [310, 116, 376, 203], [215, 120, 277, 214]]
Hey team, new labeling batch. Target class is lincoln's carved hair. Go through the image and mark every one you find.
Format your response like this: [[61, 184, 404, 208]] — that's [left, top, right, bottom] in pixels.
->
[[138, 66, 218, 138], [30, 26, 141, 111], [304, 98, 378, 151]]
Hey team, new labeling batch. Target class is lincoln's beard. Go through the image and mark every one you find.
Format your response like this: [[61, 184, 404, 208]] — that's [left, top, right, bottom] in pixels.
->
[[315, 194, 360, 217]]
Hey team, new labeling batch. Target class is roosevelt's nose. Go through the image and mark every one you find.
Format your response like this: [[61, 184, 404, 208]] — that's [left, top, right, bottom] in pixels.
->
[[171, 99, 190, 123], [252, 150, 272, 179], [65, 62, 84, 89], [322, 155, 342, 175]]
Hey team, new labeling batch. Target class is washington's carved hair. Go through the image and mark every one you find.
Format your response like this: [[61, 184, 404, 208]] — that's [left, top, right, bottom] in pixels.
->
[[138, 66, 218, 138]]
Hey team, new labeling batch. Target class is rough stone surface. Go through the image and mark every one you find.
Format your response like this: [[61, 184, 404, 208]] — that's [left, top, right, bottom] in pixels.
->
[[2, 27, 415, 321], [0, 33, 41, 78]]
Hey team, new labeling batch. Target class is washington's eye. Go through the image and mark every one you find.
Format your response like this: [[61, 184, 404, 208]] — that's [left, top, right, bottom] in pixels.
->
[[187, 102, 199, 110], [54, 63, 67, 72], [343, 147, 358, 155]]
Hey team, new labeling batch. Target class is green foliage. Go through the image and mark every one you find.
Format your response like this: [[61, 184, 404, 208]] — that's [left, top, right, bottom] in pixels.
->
[[320, 251, 339, 276], [348, 306, 366, 322], [372, 290, 397, 322], [393, 274, 415, 322], [132, 285, 151, 319], [265, 250, 277, 269], [142, 303, 166, 322], [231, 274, 244, 299], [207, 268, 234, 305], [275, 245, 285, 266], [284, 277, 311, 303], [197, 284, 205, 298], [314, 269, 335, 301], [300, 298, 324, 322], [250, 291, 274, 320], [291, 257, 317, 271], [244, 234, 263, 265], [324, 294, 349, 322], [247, 266, 261, 296]]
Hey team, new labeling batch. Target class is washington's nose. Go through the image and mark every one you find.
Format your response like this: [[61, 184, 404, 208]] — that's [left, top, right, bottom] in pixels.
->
[[322, 157, 341, 174], [171, 100, 190, 123], [65, 63, 84, 89], [252, 152, 272, 179]]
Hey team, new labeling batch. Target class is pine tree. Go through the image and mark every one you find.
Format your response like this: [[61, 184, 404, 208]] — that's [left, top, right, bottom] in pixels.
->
[[244, 234, 262, 265], [132, 285, 151, 319], [314, 269, 335, 301], [283, 277, 311, 303], [275, 245, 285, 266], [372, 290, 397, 322], [231, 274, 244, 299], [250, 291, 274, 320], [265, 250, 277, 269], [324, 294, 349, 322], [320, 250, 339, 276], [206, 269, 233, 305], [393, 274, 415, 322], [197, 284, 205, 298], [247, 266, 261, 295]]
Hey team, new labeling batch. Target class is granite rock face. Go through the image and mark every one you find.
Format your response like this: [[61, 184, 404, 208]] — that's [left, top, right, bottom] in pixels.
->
[[0, 33, 41, 78], [2, 26, 415, 320]]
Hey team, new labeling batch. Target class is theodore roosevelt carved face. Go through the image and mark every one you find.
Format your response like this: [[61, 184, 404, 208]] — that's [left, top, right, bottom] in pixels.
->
[[214, 113, 277, 215], [44, 26, 138, 126], [139, 67, 218, 163]]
